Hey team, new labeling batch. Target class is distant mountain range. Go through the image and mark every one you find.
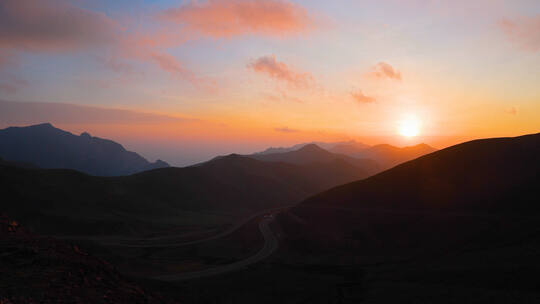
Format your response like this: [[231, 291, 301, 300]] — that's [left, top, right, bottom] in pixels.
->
[[0, 123, 169, 176], [0, 123, 437, 237], [249, 143, 379, 173], [255, 140, 436, 170], [255, 140, 368, 155]]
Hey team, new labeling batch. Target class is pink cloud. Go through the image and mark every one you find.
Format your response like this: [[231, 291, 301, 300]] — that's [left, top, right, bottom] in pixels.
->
[[499, 15, 540, 52], [248, 55, 313, 88], [148, 51, 200, 84], [351, 90, 376, 104], [0, 0, 119, 52], [263, 91, 304, 103], [369, 62, 402, 81], [0, 0, 319, 90], [0, 1, 207, 87], [160, 0, 315, 38]]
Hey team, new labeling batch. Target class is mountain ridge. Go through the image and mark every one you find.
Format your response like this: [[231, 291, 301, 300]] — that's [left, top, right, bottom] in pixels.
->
[[0, 123, 169, 176], [249, 143, 380, 176]]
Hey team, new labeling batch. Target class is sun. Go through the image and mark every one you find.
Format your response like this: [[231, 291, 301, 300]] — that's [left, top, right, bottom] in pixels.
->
[[398, 116, 420, 138]]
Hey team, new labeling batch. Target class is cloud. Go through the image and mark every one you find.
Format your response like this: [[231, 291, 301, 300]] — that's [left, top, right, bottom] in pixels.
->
[[0, 1, 206, 87], [159, 0, 314, 39], [0, 0, 119, 52], [274, 127, 299, 133], [499, 15, 540, 52], [0, 0, 317, 89], [0, 100, 194, 125], [248, 55, 313, 88], [149, 52, 197, 82], [351, 90, 376, 104], [263, 91, 304, 103], [369, 62, 402, 81], [98, 56, 138, 76]]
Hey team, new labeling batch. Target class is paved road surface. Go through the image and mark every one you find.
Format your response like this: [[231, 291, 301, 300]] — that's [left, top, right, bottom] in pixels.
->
[[153, 217, 279, 281]]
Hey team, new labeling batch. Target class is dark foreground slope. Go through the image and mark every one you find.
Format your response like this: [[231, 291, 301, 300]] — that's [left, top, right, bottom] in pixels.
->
[[276, 133, 540, 302], [0, 123, 169, 176], [0, 152, 372, 237], [294, 133, 539, 213], [0, 216, 174, 303]]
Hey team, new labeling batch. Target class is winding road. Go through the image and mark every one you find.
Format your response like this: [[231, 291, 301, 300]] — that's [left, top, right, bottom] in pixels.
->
[[153, 217, 279, 281], [97, 206, 290, 248]]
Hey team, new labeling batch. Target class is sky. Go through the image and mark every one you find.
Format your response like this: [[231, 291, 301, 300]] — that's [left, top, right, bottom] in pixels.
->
[[0, 0, 539, 166]]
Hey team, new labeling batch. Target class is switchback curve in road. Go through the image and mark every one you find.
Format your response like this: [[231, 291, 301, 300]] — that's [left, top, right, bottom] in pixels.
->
[[152, 217, 278, 281]]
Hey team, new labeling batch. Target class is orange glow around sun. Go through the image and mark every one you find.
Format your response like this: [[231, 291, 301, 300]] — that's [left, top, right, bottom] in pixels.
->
[[398, 115, 421, 138]]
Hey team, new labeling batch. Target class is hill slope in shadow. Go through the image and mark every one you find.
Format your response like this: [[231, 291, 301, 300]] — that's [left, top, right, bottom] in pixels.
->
[[295, 133, 539, 214], [276, 133, 540, 301], [1, 151, 374, 237]]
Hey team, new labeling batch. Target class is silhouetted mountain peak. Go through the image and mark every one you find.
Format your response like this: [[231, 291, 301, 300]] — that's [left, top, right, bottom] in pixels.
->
[[204, 153, 255, 165], [410, 143, 436, 151], [33, 122, 54, 129], [297, 143, 328, 154], [0, 123, 169, 176], [154, 159, 168, 166], [370, 143, 397, 150]]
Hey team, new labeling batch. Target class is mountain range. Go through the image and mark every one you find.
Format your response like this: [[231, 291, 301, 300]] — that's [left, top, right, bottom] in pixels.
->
[[0, 123, 169, 176], [249, 143, 380, 174], [255, 140, 436, 170], [254, 140, 367, 155], [0, 150, 375, 237], [2, 123, 540, 302], [0, 123, 440, 237]]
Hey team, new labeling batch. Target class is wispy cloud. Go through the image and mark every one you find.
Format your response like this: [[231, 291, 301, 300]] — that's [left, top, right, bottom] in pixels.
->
[[0, 100, 194, 125], [263, 91, 304, 103], [248, 55, 313, 88], [0, 0, 119, 52], [0, 0, 208, 87], [499, 15, 540, 52], [351, 90, 376, 104], [149, 52, 196, 82], [0, 0, 320, 90], [274, 127, 299, 133], [159, 0, 315, 39], [369, 62, 402, 81]]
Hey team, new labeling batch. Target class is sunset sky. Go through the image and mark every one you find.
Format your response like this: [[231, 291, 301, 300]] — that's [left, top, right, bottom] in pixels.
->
[[1, 0, 539, 165]]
